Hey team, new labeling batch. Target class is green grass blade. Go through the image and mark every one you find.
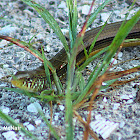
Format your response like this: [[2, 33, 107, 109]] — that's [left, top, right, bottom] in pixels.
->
[[87, 0, 111, 28], [37, 109, 60, 140], [0, 87, 38, 97], [73, 10, 140, 105], [72, 0, 78, 40], [65, 1, 79, 138], [87, 59, 103, 84], [88, 20, 108, 54], [66, 0, 78, 48], [78, 72, 85, 91], [72, 71, 86, 92], [21, 0, 69, 53], [100, 79, 117, 90], [77, 46, 109, 71], [41, 46, 51, 88], [51, 70, 63, 94], [101, 10, 140, 74], [0, 110, 37, 140]]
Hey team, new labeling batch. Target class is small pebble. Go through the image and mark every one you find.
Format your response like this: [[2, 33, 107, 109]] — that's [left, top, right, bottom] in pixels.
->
[[127, 99, 133, 104], [0, 40, 8, 48], [59, 105, 65, 111], [2, 131, 17, 140], [27, 102, 42, 113], [3, 64, 9, 68], [24, 9, 34, 16], [26, 124, 35, 131], [36, 34, 44, 39], [103, 97, 107, 103], [23, 122, 35, 131], [81, 5, 94, 15], [120, 95, 130, 100], [100, 12, 111, 22], [117, 52, 123, 60], [111, 58, 117, 65], [54, 115, 59, 121], [0, 25, 18, 35], [0, 83, 7, 87], [1, 106, 10, 114], [35, 119, 42, 126], [102, 82, 107, 85], [45, 45, 51, 52], [23, 122, 29, 126], [58, 1, 67, 9], [113, 103, 120, 110], [95, 114, 102, 120], [119, 121, 125, 128]]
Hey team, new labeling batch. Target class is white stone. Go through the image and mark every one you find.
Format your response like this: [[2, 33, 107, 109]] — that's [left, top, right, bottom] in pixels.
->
[[128, 94, 134, 98], [3, 64, 9, 68], [54, 115, 58, 121], [1, 106, 10, 115], [113, 103, 120, 110], [35, 119, 42, 126], [95, 114, 102, 120], [117, 52, 123, 59], [26, 124, 35, 131], [114, 10, 120, 15], [103, 97, 107, 103], [119, 121, 125, 128], [100, 105, 104, 108], [100, 12, 111, 22], [36, 34, 44, 39], [61, 29, 69, 35], [24, 9, 34, 16], [27, 102, 42, 113], [23, 122, 35, 131], [81, 5, 94, 15], [102, 82, 107, 85], [45, 45, 51, 52], [59, 105, 65, 111], [58, 1, 67, 9], [120, 94, 130, 100], [23, 122, 29, 126], [127, 99, 133, 104], [0, 25, 18, 35], [2, 131, 17, 140], [0, 40, 8, 47], [111, 58, 117, 64], [0, 83, 7, 87]]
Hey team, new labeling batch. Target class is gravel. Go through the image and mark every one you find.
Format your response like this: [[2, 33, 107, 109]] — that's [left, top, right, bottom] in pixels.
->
[[0, 0, 140, 139]]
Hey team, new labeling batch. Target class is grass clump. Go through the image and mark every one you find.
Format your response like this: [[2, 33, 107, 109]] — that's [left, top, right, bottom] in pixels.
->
[[0, 0, 140, 139]]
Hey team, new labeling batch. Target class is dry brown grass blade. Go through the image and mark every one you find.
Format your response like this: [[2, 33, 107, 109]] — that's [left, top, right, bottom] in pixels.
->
[[80, 72, 107, 139], [104, 67, 140, 81], [77, 66, 140, 139], [74, 67, 140, 112], [113, 57, 140, 67], [74, 99, 88, 110], [49, 101, 53, 139], [110, 75, 140, 87], [74, 111, 99, 140], [0, 35, 44, 62], [82, 67, 140, 102], [74, 100, 97, 110]]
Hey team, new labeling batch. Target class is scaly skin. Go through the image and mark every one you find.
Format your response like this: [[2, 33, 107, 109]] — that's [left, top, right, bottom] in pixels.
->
[[10, 20, 140, 92]]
